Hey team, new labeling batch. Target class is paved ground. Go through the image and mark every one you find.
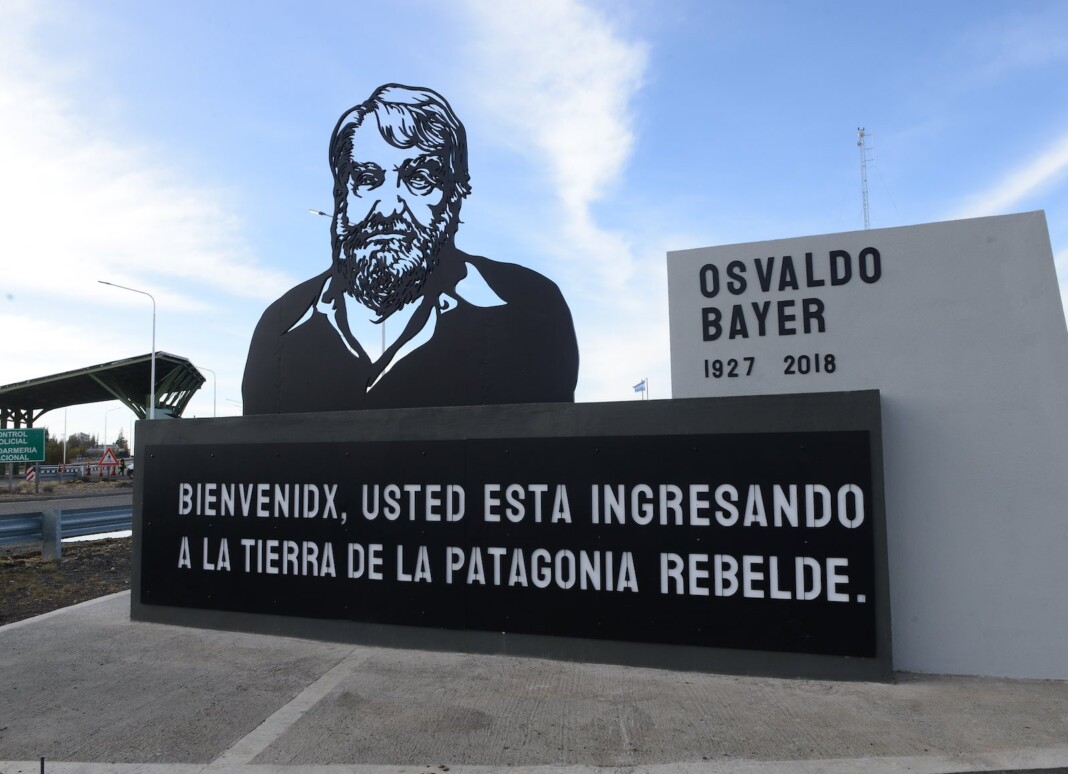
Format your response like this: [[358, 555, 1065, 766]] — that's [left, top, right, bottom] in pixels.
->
[[1, 592, 1067, 774]]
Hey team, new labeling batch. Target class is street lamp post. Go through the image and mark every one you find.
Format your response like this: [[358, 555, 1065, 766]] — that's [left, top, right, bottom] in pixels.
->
[[104, 406, 123, 447], [98, 281, 157, 419], [199, 366, 217, 418]]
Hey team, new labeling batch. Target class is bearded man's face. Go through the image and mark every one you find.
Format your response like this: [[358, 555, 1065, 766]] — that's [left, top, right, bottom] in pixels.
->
[[332, 122, 458, 318]]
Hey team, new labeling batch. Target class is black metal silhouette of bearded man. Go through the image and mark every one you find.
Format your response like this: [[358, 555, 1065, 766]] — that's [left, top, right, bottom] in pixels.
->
[[242, 84, 579, 414]]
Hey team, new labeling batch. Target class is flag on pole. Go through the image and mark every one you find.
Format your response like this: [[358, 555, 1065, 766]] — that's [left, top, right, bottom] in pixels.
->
[[632, 379, 647, 393]]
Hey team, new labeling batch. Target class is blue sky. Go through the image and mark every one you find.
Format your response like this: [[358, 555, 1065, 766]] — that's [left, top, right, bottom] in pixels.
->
[[2, 0, 1066, 446]]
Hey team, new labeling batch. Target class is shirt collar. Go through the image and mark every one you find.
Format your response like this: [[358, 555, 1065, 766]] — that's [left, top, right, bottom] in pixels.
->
[[295, 261, 506, 391]]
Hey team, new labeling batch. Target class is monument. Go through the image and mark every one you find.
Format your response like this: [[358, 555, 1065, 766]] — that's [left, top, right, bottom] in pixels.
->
[[668, 211, 1068, 680], [132, 84, 892, 681]]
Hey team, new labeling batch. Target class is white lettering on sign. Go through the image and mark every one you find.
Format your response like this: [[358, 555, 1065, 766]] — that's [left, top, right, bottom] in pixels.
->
[[444, 546, 638, 592], [0, 429, 45, 462], [589, 482, 863, 529], [360, 483, 465, 522], [659, 553, 863, 603], [239, 538, 336, 577], [178, 482, 345, 524]]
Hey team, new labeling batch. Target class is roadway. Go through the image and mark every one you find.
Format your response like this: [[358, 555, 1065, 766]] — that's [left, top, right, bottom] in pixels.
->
[[0, 492, 133, 516]]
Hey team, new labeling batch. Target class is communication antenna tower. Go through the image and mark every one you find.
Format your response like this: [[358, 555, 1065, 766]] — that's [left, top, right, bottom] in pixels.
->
[[857, 127, 871, 230]]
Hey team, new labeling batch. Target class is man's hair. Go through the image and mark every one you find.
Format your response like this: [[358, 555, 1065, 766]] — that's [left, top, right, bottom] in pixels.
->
[[329, 84, 472, 211]]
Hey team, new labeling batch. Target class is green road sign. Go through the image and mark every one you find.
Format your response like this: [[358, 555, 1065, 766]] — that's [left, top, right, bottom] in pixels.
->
[[0, 428, 46, 463]]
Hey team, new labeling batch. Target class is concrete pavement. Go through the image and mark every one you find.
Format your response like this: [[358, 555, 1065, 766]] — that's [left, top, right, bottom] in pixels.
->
[[1, 592, 1067, 773]]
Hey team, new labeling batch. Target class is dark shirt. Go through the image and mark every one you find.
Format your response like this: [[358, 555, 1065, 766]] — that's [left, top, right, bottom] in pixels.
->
[[242, 250, 579, 414]]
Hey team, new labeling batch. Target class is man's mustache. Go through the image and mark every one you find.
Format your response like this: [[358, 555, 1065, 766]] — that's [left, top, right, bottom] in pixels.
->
[[346, 211, 417, 240]]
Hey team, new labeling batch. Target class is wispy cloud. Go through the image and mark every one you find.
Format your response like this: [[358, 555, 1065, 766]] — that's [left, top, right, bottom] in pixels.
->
[[950, 132, 1068, 220], [460, 0, 647, 287], [0, 2, 295, 426], [0, 4, 293, 311], [953, 5, 1068, 83], [460, 0, 668, 402]]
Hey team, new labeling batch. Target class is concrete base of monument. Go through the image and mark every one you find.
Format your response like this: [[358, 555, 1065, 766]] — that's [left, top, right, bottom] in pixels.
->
[[131, 392, 891, 682]]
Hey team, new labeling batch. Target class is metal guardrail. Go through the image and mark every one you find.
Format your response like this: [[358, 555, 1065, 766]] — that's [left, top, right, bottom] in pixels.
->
[[31, 464, 134, 481], [0, 513, 42, 545], [0, 504, 133, 557], [60, 505, 134, 539]]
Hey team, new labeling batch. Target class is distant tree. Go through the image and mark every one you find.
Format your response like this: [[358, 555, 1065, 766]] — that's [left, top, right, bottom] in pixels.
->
[[68, 432, 96, 447], [115, 429, 128, 450], [45, 437, 64, 464], [65, 432, 97, 462]]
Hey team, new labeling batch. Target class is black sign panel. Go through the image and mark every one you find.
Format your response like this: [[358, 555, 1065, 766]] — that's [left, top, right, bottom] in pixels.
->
[[141, 431, 875, 657]]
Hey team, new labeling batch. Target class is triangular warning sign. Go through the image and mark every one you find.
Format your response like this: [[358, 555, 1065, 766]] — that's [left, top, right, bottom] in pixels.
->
[[99, 447, 120, 466]]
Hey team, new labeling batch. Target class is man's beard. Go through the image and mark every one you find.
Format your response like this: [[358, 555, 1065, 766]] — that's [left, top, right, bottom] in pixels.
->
[[333, 208, 453, 318]]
